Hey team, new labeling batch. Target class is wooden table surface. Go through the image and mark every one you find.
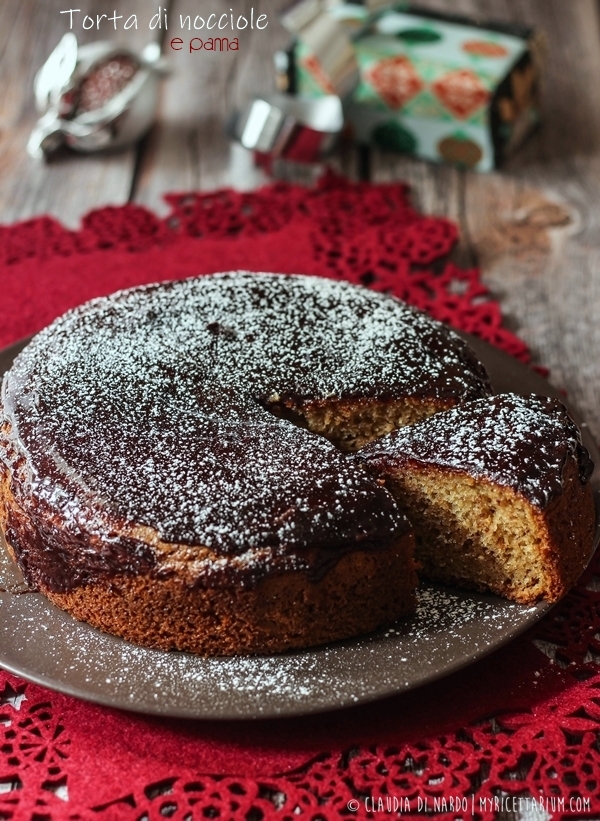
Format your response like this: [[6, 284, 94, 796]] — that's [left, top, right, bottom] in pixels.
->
[[2, 0, 600, 438]]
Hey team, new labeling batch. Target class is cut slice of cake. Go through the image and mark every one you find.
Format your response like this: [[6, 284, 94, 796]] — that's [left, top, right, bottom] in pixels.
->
[[358, 394, 596, 603]]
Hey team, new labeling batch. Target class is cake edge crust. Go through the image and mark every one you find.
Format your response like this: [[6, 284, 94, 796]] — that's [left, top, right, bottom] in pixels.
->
[[0, 466, 418, 655]]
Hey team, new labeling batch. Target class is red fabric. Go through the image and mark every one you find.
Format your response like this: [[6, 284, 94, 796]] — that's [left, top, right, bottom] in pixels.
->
[[0, 174, 598, 820]]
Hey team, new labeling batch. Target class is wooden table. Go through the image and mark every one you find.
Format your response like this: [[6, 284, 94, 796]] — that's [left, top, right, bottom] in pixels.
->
[[2, 0, 600, 442]]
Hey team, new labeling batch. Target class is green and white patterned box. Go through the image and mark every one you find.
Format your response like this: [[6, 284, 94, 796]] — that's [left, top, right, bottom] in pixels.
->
[[293, 6, 541, 171]]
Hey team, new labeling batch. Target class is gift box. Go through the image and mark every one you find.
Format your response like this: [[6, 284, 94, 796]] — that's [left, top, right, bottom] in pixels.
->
[[285, 4, 542, 171]]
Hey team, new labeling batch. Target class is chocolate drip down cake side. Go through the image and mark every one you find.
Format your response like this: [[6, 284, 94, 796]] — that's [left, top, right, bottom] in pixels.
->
[[0, 272, 595, 655]]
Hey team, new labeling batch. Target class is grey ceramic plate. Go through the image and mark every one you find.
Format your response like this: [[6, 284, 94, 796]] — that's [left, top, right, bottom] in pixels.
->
[[0, 335, 598, 719]]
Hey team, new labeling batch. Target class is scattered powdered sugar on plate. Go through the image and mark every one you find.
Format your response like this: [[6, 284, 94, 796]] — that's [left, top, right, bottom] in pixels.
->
[[0, 276, 591, 718], [0, 531, 545, 718]]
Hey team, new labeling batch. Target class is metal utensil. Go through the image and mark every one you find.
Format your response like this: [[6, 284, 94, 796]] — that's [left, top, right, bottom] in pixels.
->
[[28, 35, 169, 159]]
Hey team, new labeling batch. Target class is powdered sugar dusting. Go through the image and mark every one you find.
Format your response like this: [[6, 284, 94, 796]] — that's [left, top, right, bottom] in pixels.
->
[[361, 394, 593, 508], [1, 272, 489, 586], [0, 547, 543, 717]]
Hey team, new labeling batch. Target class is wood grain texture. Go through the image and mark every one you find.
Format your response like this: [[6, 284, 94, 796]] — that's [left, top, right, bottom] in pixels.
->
[[2, 0, 600, 442], [0, 0, 158, 227], [133, 0, 288, 213], [370, 0, 600, 439], [464, 0, 600, 438]]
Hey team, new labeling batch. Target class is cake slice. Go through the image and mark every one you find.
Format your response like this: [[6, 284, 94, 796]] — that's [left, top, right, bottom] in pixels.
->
[[358, 394, 595, 603]]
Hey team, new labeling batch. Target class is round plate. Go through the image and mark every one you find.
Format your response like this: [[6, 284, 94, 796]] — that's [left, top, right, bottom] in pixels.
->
[[0, 335, 598, 719]]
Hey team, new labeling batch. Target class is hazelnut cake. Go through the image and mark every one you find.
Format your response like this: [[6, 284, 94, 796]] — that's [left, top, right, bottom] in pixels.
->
[[359, 394, 596, 604], [0, 272, 493, 655]]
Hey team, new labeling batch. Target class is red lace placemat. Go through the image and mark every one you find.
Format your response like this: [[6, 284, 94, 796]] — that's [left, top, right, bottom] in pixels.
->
[[1, 174, 599, 820]]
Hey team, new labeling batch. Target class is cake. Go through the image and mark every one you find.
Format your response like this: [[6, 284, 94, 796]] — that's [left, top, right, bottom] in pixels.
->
[[0, 272, 492, 655], [358, 394, 596, 603]]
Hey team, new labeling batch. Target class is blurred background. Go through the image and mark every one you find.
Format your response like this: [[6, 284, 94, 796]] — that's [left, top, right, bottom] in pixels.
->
[[2, 0, 600, 433]]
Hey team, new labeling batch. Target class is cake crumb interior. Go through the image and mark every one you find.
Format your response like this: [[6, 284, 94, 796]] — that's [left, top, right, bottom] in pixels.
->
[[264, 397, 448, 452], [386, 467, 553, 603]]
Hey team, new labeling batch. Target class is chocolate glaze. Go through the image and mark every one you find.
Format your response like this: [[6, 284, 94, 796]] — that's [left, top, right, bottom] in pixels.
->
[[0, 272, 490, 592], [358, 393, 594, 508], [4, 497, 157, 593]]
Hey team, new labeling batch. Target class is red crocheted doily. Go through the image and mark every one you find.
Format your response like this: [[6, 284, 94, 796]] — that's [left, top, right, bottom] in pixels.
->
[[0, 174, 599, 820]]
